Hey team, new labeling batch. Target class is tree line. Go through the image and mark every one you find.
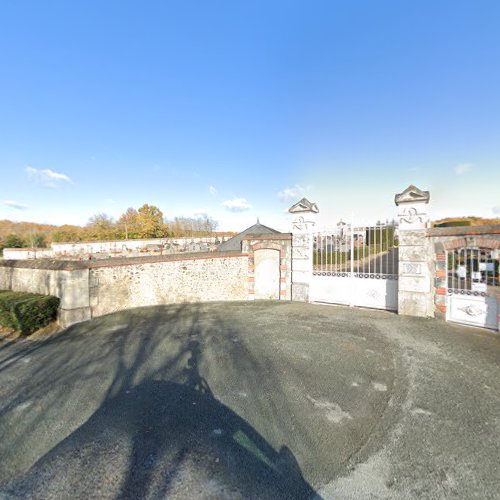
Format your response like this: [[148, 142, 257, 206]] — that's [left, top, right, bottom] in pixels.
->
[[0, 204, 223, 252]]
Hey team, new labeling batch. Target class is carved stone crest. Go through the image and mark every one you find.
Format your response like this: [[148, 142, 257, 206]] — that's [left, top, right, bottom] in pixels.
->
[[399, 207, 424, 225], [402, 262, 422, 275], [288, 198, 319, 214], [292, 216, 316, 232], [292, 233, 310, 245], [293, 247, 310, 260], [394, 185, 430, 206]]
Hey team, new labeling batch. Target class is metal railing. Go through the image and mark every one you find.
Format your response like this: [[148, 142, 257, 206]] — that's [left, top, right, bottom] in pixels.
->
[[313, 222, 399, 279], [447, 248, 499, 297]]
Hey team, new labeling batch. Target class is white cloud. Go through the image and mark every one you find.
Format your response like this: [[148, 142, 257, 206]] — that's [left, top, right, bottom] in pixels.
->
[[209, 185, 218, 196], [222, 197, 252, 212], [277, 184, 307, 201], [454, 163, 472, 176], [26, 166, 73, 187], [3, 200, 28, 210], [493, 206, 500, 215]]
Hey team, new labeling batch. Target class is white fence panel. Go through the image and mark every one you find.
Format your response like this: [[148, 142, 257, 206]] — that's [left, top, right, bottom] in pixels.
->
[[310, 221, 399, 311]]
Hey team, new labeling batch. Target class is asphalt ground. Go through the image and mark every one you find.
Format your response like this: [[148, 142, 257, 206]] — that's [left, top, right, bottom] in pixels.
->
[[0, 301, 499, 499]]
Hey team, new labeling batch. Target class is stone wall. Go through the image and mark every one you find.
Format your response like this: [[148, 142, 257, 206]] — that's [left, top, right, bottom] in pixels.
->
[[397, 229, 434, 317], [0, 251, 248, 327], [1, 249, 54, 260], [0, 262, 92, 326], [89, 253, 248, 317], [2, 236, 230, 260]]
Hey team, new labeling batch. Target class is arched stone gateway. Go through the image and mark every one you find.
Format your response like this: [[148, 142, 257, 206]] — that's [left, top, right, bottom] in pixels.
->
[[432, 235, 500, 330], [241, 235, 292, 301]]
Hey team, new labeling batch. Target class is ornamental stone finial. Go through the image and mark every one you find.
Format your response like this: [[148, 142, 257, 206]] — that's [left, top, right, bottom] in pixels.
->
[[288, 198, 319, 214], [395, 185, 430, 231], [394, 185, 430, 206]]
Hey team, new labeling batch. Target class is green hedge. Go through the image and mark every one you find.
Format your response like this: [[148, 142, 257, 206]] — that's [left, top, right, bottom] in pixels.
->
[[0, 291, 60, 335], [434, 220, 472, 227]]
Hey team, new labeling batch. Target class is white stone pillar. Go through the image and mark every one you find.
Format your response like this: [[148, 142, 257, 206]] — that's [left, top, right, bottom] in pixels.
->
[[288, 198, 319, 302], [395, 185, 433, 317]]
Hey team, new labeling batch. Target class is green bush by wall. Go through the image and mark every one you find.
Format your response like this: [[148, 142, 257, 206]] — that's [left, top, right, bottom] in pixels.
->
[[434, 220, 472, 227], [0, 291, 60, 335]]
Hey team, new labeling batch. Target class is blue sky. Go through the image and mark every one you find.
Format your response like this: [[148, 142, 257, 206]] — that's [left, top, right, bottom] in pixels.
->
[[0, 0, 499, 231]]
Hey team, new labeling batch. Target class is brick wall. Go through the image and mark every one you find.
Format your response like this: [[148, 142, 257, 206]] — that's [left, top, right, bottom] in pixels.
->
[[428, 225, 500, 325]]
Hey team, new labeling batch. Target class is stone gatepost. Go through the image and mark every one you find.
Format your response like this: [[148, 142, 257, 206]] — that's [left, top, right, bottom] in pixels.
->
[[289, 198, 319, 302], [395, 185, 433, 317]]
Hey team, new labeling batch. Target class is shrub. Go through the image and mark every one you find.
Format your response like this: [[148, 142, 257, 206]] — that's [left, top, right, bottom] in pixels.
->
[[434, 220, 472, 228], [0, 291, 60, 335], [3, 234, 26, 248]]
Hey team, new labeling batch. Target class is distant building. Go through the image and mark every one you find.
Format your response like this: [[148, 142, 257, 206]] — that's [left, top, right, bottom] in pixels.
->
[[216, 221, 282, 252]]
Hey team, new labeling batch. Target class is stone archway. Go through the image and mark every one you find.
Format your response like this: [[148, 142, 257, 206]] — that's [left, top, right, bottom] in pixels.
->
[[434, 237, 500, 330]]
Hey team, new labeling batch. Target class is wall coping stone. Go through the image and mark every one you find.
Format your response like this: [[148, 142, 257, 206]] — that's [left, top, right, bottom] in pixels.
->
[[427, 225, 500, 237], [4, 235, 233, 252], [0, 250, 247, 271], [52, 235, 234, 245]]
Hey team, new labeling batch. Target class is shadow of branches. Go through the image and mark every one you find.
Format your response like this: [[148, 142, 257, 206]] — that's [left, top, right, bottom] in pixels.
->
[[0, 303, 318, 499]]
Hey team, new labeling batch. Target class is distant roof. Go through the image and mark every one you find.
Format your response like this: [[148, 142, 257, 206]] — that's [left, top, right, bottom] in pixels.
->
[[216, 222, 282, 252]]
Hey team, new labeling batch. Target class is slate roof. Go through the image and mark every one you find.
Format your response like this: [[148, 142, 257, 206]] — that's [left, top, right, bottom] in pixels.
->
[[216, 222, 282, 252]]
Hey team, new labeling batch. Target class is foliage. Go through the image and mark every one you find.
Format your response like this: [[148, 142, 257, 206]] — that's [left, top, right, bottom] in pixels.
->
[[434, 220, 471, 228], [118, 207, 140, 239], [86, 213, 117, 240], [87, 213, 115, 229], [313, 245, 395, 266], [3, 234, 26, 248], [433, 217, 500, 227], [136, 204, 167, 238], [169, 215, 219, 237], [0, 291, 60, 335], [365, 226, 396, 248], [51, 230, 83, 243], [25, 233, 48, 248], [0, 204, 223, 245], [313, 227, 398, 267]]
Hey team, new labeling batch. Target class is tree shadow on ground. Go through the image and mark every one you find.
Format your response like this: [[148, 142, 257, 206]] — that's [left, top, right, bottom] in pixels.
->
[[1, 304, 319, 499]]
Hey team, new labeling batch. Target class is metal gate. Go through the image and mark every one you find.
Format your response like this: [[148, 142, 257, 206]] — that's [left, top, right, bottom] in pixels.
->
[[446, 247, 499, 330], [310, 221, 399, 311]]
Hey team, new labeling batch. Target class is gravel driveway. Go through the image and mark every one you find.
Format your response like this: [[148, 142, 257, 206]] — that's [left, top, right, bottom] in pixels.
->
[[0, 302, 499, 499]]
